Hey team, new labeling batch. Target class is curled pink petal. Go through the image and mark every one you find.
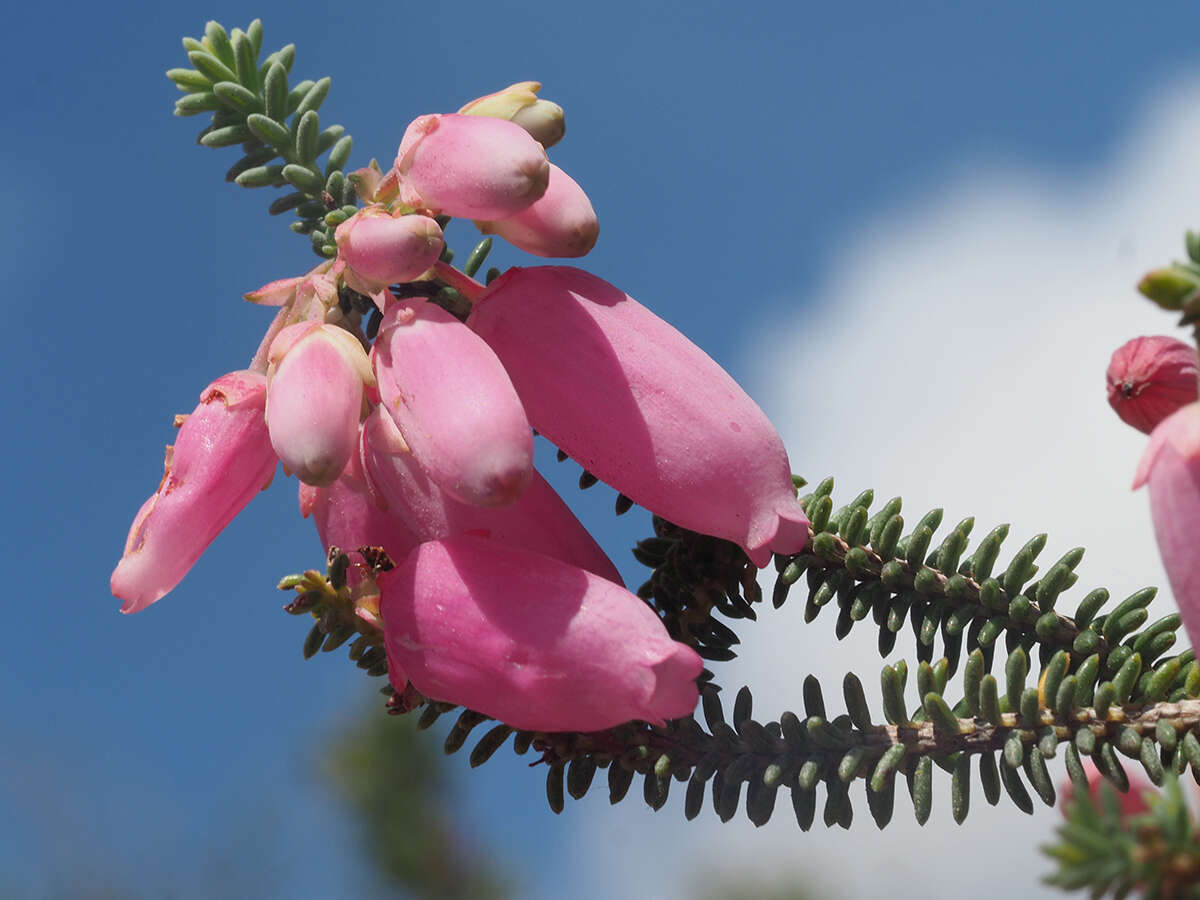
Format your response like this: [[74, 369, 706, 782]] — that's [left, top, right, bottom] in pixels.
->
[[267, 323, 373, 487], [475, 164, 598, 258], [334, 207, 445, 292], [394, 114, 549, 220], [372, 298, 533, 506], [379, 536, 702, 731], [1135, 402, 1200, 650], [467, 266, 809, 566], [1107, 335, 1198, 434], [111, 372, 277, 613], [361, 407, 621, 583]]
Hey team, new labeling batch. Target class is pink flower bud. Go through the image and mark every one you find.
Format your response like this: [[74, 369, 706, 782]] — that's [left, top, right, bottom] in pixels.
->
[[379, 535, 703, 731], [334, 207, 445, 292], [458, 81, 565, 149], [372, 298, 533, 507], [267, 322, 374, 487], [393, 114, 550, 220], [475, 164, 598, 258], [1107, 335, 1199, 434], [300, 448, 421, 587], [111, 372, 277, 613], [1059, 759, 1153, 820], [467, 267, 809, 566], [361, 406, 621, 583], [1133, 402, 1200, 650]]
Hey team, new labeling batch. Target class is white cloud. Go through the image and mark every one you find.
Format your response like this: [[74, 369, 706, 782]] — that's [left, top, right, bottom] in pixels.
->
[[564, 76, 1200, 900]]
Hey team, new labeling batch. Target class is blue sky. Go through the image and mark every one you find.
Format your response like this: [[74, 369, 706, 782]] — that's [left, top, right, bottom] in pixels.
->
[[6, 1, 1200, 897]]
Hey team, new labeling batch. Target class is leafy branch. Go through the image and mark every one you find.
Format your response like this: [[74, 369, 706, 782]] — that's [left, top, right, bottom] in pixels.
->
[[167, 19, 356, 256], [277, 473, 1200, 834]]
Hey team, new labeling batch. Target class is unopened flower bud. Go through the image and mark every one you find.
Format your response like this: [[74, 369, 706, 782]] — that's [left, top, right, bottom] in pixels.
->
[[393, 114, 549, 220], [1106, 335, 1198, 434], [334, 207, 444, 291], [475, 163, 598, 258], [458, 81, 565, 149], [267, 323, 374, 487], [1138, 265, 1200, 311]]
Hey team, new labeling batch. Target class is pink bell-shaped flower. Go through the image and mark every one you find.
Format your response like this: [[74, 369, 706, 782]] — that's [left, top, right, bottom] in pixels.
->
[[361, 406, 621, 583], [372, 297, 533, 507], [393, 114, 550, 220], [379, 535, 703, 732], [1107, 335, 1198, 434], [474, 163, 598, 258], [333, 207, 445, 293], [1133, 401, 1200, 650], [111, 371, 277, 613], [300, 446, 421, 587], [467, 266, 809, 566], [267, 322, 374, 487]]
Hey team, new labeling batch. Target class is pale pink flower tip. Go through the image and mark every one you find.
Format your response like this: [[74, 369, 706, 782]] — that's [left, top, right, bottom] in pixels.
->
[[110, 371, 276, 613], [394, 114, 550, 220], [475, 163, 598, 258], [334, 207, 444, 291], [267, 323, 374, 487], [1107, 335, 1198, 434], [380, 536, 702, 732]]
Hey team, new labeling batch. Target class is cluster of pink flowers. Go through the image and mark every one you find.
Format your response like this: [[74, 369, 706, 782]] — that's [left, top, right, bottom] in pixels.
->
[[111, 84, 811, 733], [1108, 335, 1200, 650]]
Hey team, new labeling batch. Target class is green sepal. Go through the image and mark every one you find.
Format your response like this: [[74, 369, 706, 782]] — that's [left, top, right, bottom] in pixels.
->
[[246, 113, 293, 151], [175, 92, 222, 116], [268, 191, 307, 215], [293, 76, 331, 120], [187, 49, 238, 86], [235, 164, 285, 188], [283, 163, 325, 193], [910, 756, 933, 825], [325, 134, 353, 176], [979, 752, 1001, 805], [546, 762, 566, 814], [264, 62, 288, 121], [967, 523, 1009, 580], [212, 81, 262, 115], [951, 754, 972, 824], [843, 672, 872, 729], [166, 67, 210, 92], [1113, 653, 1143, 704], [1138, 264, 1200, 310], [295, 109, 320, 164], [1073, 588, 1108, 630], [999, 758, 1034, 814], [203, 21, 235, 68], [1075, 652, 1099, 710], [200, 124, 252, 148], [608, 762, 634, 804]]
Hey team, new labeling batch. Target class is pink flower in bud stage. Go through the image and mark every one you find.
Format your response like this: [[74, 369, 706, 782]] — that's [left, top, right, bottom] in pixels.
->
[[361, 407, 621, 583], [111, 372, 277, 613], [379, 535, 703, 732], [372, 297, 533, 507], [1133, 401, 1200, 650], [393, 114, 550, 220], [475, 163, 598, 258], [267, 322, 374, 487], [333, 207, 445, 293], [1107, 335, 1199, 434], [457, 81, 566, 149], [467, 266, 810, 567], [300, 448, 420, 588]]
